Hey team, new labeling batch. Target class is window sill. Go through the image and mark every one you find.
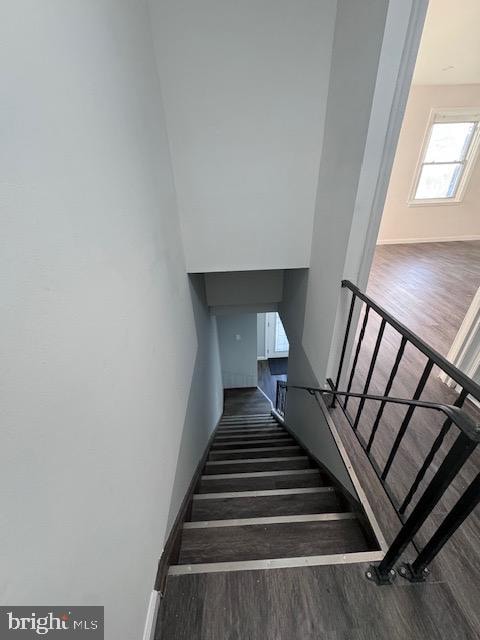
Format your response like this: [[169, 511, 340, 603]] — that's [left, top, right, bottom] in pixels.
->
[[407, 198, 464, 207]]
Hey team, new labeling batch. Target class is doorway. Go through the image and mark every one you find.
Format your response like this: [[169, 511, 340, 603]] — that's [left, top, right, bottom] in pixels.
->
[[257, 312, 288, 403], [265, 312, 289, 359], [367, 0, 480, 366]]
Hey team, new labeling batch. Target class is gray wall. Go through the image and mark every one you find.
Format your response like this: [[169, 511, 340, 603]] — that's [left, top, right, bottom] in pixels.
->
[[279, 271, 355, 495], [217, 314, 258, 388], [276, 0, 389, 499], [166, 275, 223, 532], [213, 303, 278, 316], [205, 270, 284, 307], [301, 0, 389, 386], [0, 4, 222, 638]]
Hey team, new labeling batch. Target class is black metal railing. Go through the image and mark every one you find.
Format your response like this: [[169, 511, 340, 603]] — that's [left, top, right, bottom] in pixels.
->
[[274, 279, 480, 585], [276, 379, 287, 417]]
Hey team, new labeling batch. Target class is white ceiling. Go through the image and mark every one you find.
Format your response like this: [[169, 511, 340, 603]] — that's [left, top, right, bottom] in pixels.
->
[[413, 0, 480, 85]]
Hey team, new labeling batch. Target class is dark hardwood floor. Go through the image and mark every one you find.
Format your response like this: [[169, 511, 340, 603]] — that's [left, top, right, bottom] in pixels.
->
[[223, 387, 271, 416], [158, 563, 475, 640], [257, 359, 287, 404], [367, 241, 480, 356]]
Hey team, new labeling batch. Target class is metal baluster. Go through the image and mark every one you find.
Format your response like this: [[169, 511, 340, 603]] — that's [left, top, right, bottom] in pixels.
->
[[367, 336, 407, 453], [332, 293, 357, 408], [369, 430, 477, 584], [344, 305, 370, 411], [352, 318, 386, 431], [280, 383, 286, 416], [402, 469, 480, 581], [381, 359, 434, 481], [399, 389, 468, 514]]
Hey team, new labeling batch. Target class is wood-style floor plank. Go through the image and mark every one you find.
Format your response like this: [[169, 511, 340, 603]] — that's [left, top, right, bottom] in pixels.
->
[[157, 563, 476, 640], [202, 457, 314, 474], [223, 388, 272, 416], [208, 447, 301, 460], [191, 491, 344, 521], [197, 471, 324, 493], [368, 241, 480, 357], [178, 519, 370, 564], [210, 438, 294, 450]]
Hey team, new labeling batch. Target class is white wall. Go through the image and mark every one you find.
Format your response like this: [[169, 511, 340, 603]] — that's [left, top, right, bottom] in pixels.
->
[[148, 0, 337, 273], [257, 314, 266, 359], [378, 84, 480, 243], [441, 286, 480, 395], [0, 3, 222, 638], [217, 314, 258, 388]]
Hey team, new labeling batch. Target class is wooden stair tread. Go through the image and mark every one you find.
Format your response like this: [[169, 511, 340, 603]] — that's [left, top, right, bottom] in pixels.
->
[[197, 470, 326, 492], [172, 403, 380, 575], [219, 417, 278, 426], [190, 489, 345, 520], [214, 429, 286, 438], [218, 418, 278, 427], [211, 438, 294, 450], [178, 517, 369, 564], [202, 457, 313, 474], [208, 446, 301, 460]]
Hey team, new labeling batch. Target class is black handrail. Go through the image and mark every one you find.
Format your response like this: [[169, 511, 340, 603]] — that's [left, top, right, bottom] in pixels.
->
[[275, 278, 480, 586], [341, 280, 480, 402], [276, 380, 480, 585], [279, 382, 480, 440]]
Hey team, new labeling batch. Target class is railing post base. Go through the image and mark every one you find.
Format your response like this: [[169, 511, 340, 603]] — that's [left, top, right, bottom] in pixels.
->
[[365, 564, 397, 586], [398, 562, 430, 583]]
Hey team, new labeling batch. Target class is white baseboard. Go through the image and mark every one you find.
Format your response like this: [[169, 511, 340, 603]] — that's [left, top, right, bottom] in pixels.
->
[[143, 591, 161, 640], [377, 234, 480, 245]]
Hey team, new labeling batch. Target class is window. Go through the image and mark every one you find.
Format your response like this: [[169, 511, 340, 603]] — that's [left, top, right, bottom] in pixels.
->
[[409, 109, 480, 205]]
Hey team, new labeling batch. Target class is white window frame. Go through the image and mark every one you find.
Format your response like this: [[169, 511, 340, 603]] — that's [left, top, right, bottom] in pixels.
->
[[408, 107, 480, 206]]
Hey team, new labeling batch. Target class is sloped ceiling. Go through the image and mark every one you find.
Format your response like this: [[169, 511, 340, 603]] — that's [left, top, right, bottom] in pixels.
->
[[413, 0, 480, 85]]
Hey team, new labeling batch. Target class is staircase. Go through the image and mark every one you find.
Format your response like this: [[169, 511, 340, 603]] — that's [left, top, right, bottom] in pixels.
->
[[169, 408, 379, 575]]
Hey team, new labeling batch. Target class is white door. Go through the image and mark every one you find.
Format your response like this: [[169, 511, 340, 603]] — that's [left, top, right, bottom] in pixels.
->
[[265, 312, 289, 358]]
